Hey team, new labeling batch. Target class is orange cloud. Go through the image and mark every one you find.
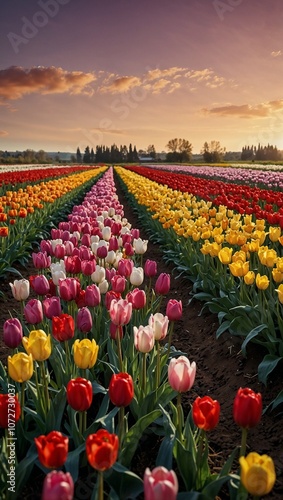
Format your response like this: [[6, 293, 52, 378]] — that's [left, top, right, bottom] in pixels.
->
[[100, 76, 141, 93], [145, 67, 186, 81], [0, 130, 8, 137], [0, 66, 96, 100], [203, 100, 283, 118], [271, 50, 282, 58]]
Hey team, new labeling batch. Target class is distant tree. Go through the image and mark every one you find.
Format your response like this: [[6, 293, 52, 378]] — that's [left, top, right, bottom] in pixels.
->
[[71, 155, 76, 163], [90, 147, 95, 163], [76, 147, 82, 163], [127, 143, 134, 163], [166, 138, 193, 163], [83, 146, 91, 163], [35, 149, 47, 163], [133, 145, 139, 162], [147, 144, 156, 159], [201, 141, 226, 163]]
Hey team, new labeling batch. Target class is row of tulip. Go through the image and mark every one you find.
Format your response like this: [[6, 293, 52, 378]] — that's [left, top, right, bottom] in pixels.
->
[[114, 166, 283, 390], [0, 165, 95, 191], [145, 163, 283, 191], [125, 165, 283, 225], [0, 167, 106, 279], [0, 167, 276, 498]]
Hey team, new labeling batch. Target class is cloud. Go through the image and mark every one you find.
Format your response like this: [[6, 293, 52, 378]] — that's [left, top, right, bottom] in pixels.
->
[[271, 50, 282, 57], [100, 76, 142, 93], [167, 82, 181, 94], [203, 100, 283, 118], [152, 79, 171, 93], [145, 67, 186, 81], [0, 130, 8, 137], [0, 66, 96, 100]]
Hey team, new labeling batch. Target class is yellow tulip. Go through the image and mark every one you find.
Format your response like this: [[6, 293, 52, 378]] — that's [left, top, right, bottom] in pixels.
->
[[244, 271, 255, 285], [256, 273, 270, 290], [258, 248, 278, 268], [218, 247, 233, 265], [232, 250, 247, 263], [275, 284, 283, 304], [22, 330, 51, 361], [239, 452, 276, 496], [8, 352, 33, 382], [247, 240, 260, 253], [272, 268, 283, 283], [229, 261, 250, 277], [268, 226, 281, 242], [73, 338, 99, 369]]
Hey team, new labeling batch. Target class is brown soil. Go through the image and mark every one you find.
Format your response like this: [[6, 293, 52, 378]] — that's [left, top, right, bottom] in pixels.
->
[[0, 178, 282, 499]]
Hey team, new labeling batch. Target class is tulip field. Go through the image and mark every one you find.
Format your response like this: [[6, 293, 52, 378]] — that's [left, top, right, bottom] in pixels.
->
[[0, 163, 282, 499]]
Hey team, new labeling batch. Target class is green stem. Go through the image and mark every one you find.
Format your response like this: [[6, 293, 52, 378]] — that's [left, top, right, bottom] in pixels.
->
[[97, 470, 104, 500], [155, 341, 160, 390], [79, 411, 83, 436], [196, 429, 205, 489], [116, 329, 123, 372], [40, 361, 50, 413], [240, 427, 248, 457], [20, 381, 25, 422], [142, 352, 147, 396], [118, 406, 125, 448], [177, 392, 183, 441]]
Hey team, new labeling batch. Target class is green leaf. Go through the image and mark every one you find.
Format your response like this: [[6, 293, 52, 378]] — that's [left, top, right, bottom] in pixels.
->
[[241, 324, 268, 356], [119, 409, 161, 467], [105, 462, 144, 499], [64, 442, 86, 483], [258, 354, 283, 386], [264, 389, 283, 413]]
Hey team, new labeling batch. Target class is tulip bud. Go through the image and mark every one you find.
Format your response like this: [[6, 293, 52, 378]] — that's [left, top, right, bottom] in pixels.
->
[[42, 470, 74, 500], [148, 313, 168, 340], [166, 299, 182, 321], [130, 267, 144, 286], [73, 338, 99, 369], [8, 352, 33, 383], [144, 259, 157, 277], [67, 377, 93, 411], [155, 273, 170, 295], [85, 284, 101, 307], [239, 452, 276, 497], [43, 296, 62, 319], [192, 396, 220, 431], [108, 372, 134, 407], [76, 307, 93, 333], [126, 288, 146, 309], [34, 431, 68, 469], [3, 318, 23, 348], [10, 279, 30, 301], [0, 394, 21, 428], [144, 466, 178, 500], [168, 356, 196, 393], [24, 299, 43, 325], [22, 329, 51, 361], [134, 325, 155, 353], [31, 275, 50, 296], [86, 429, 119, 472], [109, 299, 132, 326], [233, 387, 262, 429], [52, 314, 75, 342]]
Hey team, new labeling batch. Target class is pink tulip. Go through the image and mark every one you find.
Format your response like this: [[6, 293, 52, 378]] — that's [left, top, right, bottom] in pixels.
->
[[85, 284, 101, 307], [108, 236, 119, 251], [166, 300, 182, 321], [43, 296, 62, 319], [121, 233, 132, 246], [134, 325, 155, 353], [117, 258, 134, 277], [3, 318, 23, 348], [155, 273, 170, 295], [105, 291, 121, 310], [131, 228, 140, 239], [81, 233, 91, 247], [54, 244, 66, 259], [168, 356, 196, 393], [64, 241, 74, 256], [144, 259, 157, 278], [111, 275, 126, 294], [97, 245, 108, 259], [111, 222, 122, 235], [148, 313, 169, 340], [24, 299, 43, 325], [81, 259, 96, 276], [124, 242, 135, 256], [40, 239, 53, 255], [144, 466, 178, 500], [32, 275, 50, 296], [32, 251, 51, 269], [109, 299, 132, 326], [126, 288, 146, 309], [59, 278, 80, 301], [42, 470, 74, 500], [76, 307, 92, 333]]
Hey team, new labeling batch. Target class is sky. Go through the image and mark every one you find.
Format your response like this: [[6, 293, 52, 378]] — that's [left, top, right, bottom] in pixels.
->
[[0, 0, 283, 155]]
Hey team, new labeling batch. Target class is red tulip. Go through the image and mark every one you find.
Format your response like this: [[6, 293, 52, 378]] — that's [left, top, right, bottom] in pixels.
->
[[64, 255, 81, 274], [117, 258, 134, 277], [34, 431, 68, 469], [126, 288, 146, 309], [32, 251, 51, 269], [0, 394, 21, 428], [104, 290, 121, 310], [108, 372, 134, 407], [86, 429, 119, 471], [233, 387, 262, 429], [67, 377, 93, 411], [192, 396, 220, 431], [75, 289, 87, 308], [52, 314, 75, 342], [85, 284, 101, 307], [58, 277, 80, 301], [111, 275, 126, 294]]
